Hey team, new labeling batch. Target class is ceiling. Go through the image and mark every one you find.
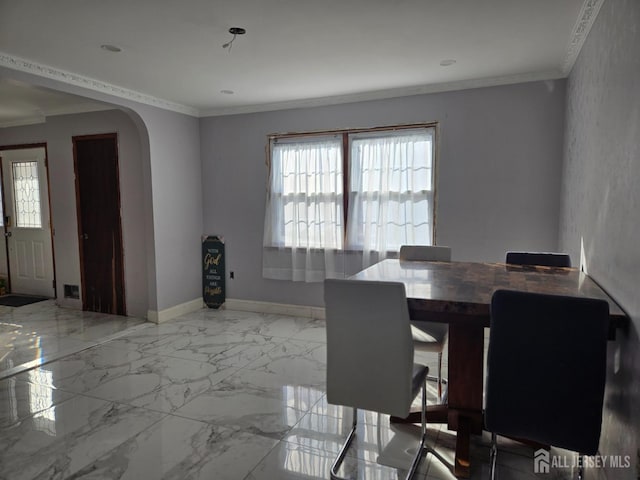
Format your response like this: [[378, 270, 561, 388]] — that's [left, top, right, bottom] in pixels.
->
[[0, 78, 111, 128], [0, 0, 599, 123]]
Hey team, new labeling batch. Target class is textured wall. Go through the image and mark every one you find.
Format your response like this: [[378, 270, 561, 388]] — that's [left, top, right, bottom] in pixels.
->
[[559, 0, 640, 477], [201, 80, 567, 307]]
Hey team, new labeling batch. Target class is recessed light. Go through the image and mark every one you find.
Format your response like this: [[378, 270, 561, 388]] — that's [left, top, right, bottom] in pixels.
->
[[439, 59, 456, 67], [101, 44, 122, 53], [220, 90, 234, 95]]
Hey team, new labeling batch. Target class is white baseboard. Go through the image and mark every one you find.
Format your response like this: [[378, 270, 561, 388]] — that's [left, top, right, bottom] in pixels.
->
[[55, 298, 82, 310], [147, 297, 204, 324], [147, 297, 324, 324], [310, 306, 326, 320], [225, 298, 325, 320]]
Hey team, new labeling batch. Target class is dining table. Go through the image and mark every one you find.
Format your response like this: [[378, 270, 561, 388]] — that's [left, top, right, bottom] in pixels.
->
[[349, 258, 627, 478]]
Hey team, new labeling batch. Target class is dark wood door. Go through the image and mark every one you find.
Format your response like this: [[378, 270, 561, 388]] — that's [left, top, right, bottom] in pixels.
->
[[73, 133, 126, 315]]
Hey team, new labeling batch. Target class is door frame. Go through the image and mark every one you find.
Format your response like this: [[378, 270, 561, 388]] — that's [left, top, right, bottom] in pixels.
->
[[0, 142, 57, 297], [72, 132, 126, 314]]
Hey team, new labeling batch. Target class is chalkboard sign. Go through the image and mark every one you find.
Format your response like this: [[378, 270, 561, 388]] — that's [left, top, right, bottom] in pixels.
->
[[202, 235, 225, 308]]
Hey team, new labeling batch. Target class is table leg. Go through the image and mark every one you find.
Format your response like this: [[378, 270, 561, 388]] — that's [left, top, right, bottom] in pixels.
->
[[447, 323, 485, 478], [455, 416, 471, 476], [391, 322, 485, 477]]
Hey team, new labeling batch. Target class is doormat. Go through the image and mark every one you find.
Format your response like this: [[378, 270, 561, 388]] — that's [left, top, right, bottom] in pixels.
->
[[0, 295, 49, 307]]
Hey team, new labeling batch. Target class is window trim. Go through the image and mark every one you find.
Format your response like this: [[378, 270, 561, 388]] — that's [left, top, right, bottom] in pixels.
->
[[266, 122, 440, 249]]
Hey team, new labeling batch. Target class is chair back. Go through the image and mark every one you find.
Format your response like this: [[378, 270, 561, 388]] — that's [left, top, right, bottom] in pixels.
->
[[505, 251, 571, 267], [400, 245, 451, 262], [485, 290, 609, 455], [324, 279, 415, 418]]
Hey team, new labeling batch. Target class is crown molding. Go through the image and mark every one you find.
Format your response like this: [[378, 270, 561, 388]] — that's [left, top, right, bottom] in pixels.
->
[[0, 52, 199, 117], [44, 103, 114, 118], [200, 70, 566, 117], [0, 116, 46, 129], [0, 104, 119, 129], [562, 0, 604, 75]]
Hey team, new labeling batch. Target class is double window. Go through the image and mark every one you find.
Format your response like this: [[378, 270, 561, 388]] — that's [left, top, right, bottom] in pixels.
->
[[263, 124, 437, 281]]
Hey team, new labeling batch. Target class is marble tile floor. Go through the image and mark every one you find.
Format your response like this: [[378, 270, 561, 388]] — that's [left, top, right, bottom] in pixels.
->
[[0, 303, 579, 479], [0, 300, 147, 380]]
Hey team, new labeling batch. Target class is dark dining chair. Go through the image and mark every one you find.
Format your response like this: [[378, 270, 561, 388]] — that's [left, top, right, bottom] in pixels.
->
[[485, 290, 609, 480], [399, 245, 451, 401], [400, 245, 452, 263], [505, 251, 572, 267], [324, 279, 430, 480]]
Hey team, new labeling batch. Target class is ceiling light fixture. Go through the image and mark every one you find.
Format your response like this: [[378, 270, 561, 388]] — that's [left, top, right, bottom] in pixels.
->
[[439, 59, 457, 67], [222, 27, 246, 52], [101, 44, 122, 53], [220, 89, 234, 95]]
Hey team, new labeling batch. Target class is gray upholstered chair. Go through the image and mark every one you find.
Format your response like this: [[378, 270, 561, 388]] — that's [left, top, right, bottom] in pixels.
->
[[486, 290, 609, 480], [399, 245, 451, 401], [505, 251, 572, 268], [324, 279, 430, 480], [400, 245, 452, 263]]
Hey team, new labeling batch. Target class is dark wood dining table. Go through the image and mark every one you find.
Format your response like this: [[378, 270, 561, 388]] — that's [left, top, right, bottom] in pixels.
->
[[349, 259, 627, 478]]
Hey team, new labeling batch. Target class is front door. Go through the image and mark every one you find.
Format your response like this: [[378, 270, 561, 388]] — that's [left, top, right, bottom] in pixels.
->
[[73, 134, 126, 315], [0, 146, 55, 297]]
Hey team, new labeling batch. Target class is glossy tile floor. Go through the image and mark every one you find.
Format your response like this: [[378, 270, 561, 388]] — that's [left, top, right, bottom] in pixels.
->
[[0, 302, 578, 479], [0, 300, 146, 379]]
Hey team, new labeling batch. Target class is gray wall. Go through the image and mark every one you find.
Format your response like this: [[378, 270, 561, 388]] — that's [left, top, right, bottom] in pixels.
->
[[139, 106, 202, 311], [201, 80, 567, 306], [559, 0, 640, 477], [0, 110, 149, 317]]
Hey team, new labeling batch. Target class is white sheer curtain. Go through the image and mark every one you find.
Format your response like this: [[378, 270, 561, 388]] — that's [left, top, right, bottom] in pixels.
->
[[346, 129, 434, 270], [262, 137, 345, 281]]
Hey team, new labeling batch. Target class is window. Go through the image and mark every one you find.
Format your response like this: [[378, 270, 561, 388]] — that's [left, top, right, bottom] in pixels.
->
[[263, 124, 437, 281], [347, 130, 434, 251], [12, 161, 42, 228], [266, 136, 344, 249]]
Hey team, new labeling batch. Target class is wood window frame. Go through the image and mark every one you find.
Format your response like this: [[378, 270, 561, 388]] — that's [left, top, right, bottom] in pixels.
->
[[266, 122, 440, 248]]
